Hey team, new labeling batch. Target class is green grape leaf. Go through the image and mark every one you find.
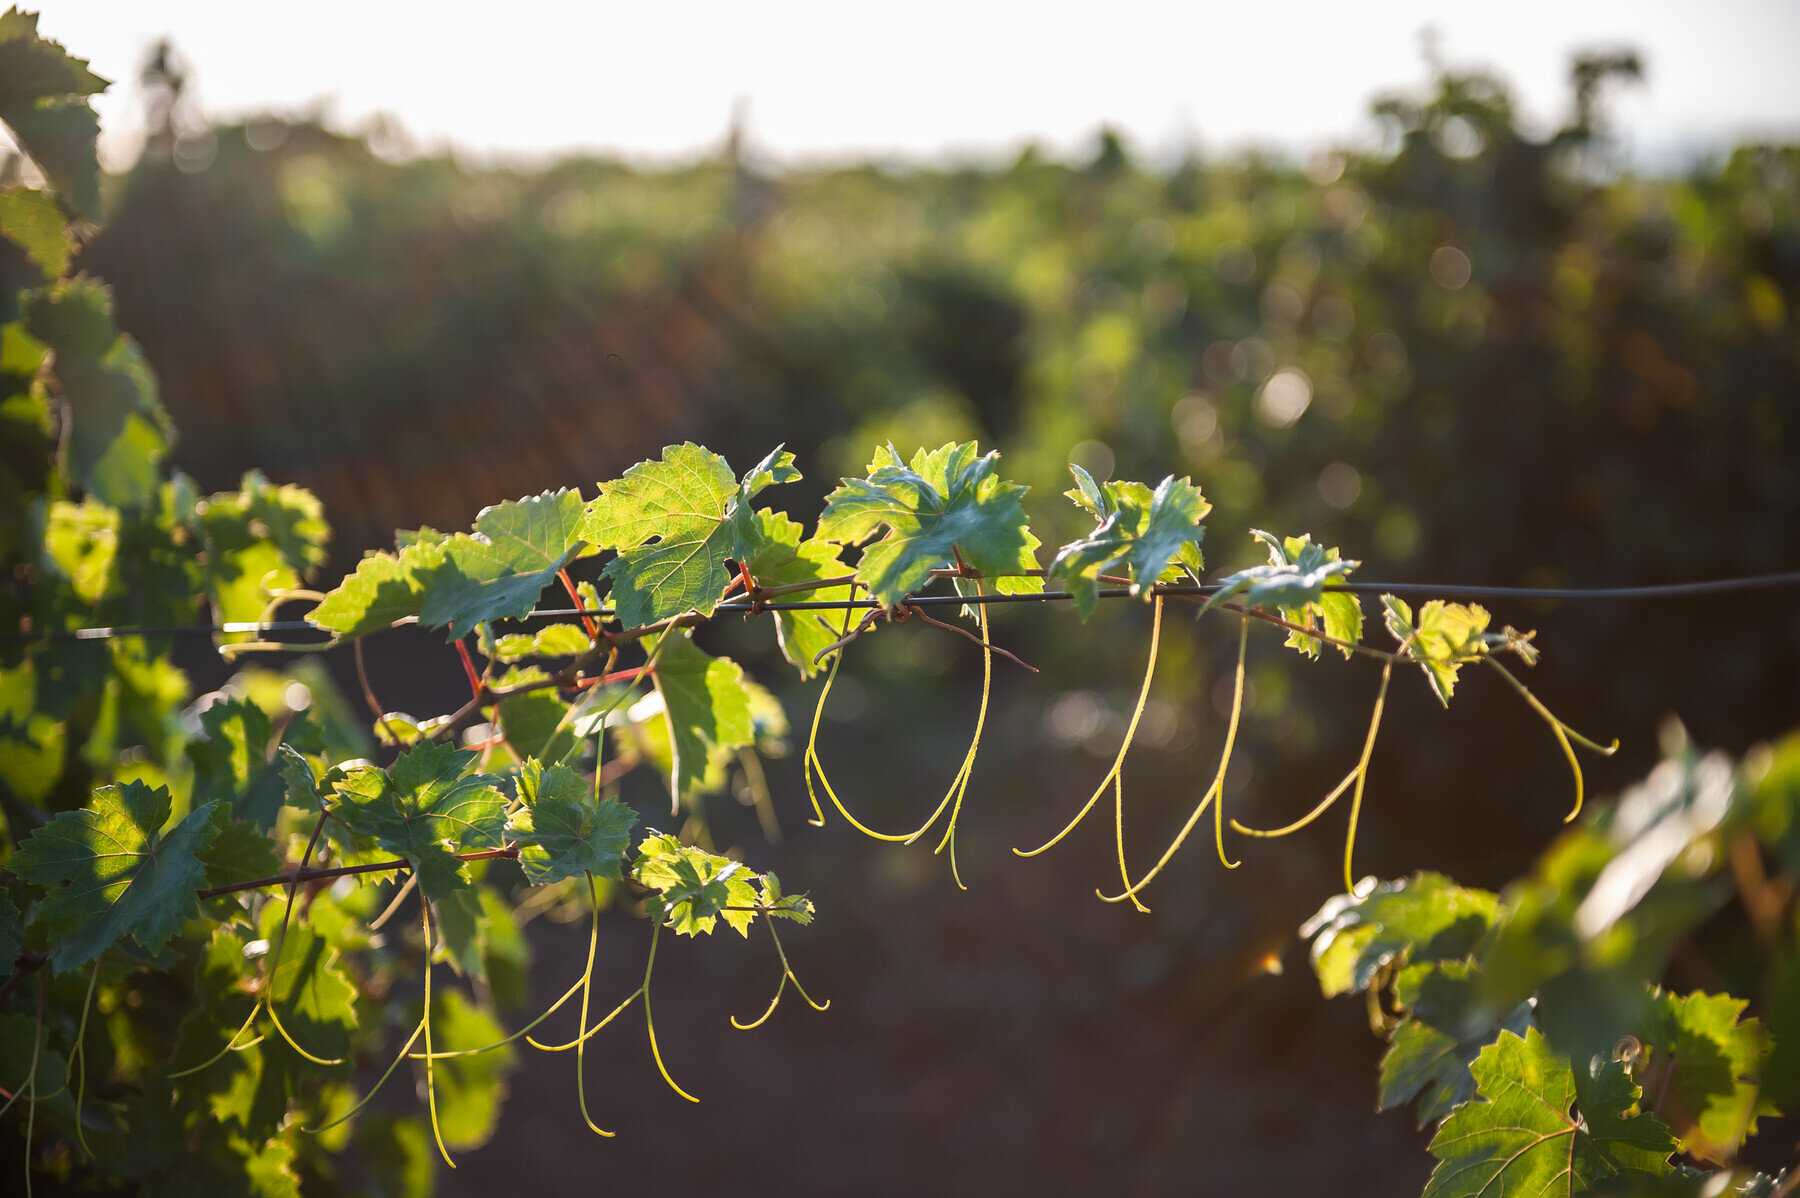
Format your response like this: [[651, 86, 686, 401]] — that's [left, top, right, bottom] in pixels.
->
[[506, 759, 637, 884], [308, 538, 448, 639], [329, 743, 506, 900], [816, 441, 1039, 608], [1047, 466, 1210, 620], [493, 686, 575, 763], [1302, 872, 1501, 999], [10, 781, 220, 971], [416, 489, 585, 638], [41, 496, 119, 605], [758, 870, 814, 925], [632, 831, 760, 937], [4, 97, 103, 222], [1384, 596, 1492, 705], [529, 622, 592, 657], [1634, 989, 1775, 1165], [429, 989, 514, 1150], [582, 443, 799, 630], [1423, 1028, 1673, 1197], [645, 630, 756, 810], [743, 509, 855, 677], [355, 1115, 435, 1198], [197, 805, 284, 895], [0, 185, 75, 278], [1201, 531, 1358, 628], [0, 10, 111, 109], [1381, 1001, 1535, 1127], [187, 696, 286, 828]]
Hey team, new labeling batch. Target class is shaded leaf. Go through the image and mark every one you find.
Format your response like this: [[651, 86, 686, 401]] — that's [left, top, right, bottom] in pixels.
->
[[329, 743, 506, 900], [1634, 989, 1775, 1165], [10, 781, 219, 970], [645, 630, 755, 809], [0, 185, 74, 278], [506, 759, 637, 884], [1423, 1027, 1673, 1197], [1382, 1001, 1535, 1127], [743, 509, 854, 677]]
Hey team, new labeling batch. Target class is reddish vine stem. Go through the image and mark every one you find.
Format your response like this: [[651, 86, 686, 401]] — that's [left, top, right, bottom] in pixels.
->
[[354, 638, 404, 745], [903, 603, 1038, 673], [196, 847, 520, 900], [559, 568, 600, 642], [454, 640, 483, 699], [0, 952, 48, 1004]]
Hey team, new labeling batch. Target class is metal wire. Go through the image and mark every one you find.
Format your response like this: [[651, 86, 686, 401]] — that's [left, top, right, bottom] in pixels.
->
[[8, 571, 1799, 645]]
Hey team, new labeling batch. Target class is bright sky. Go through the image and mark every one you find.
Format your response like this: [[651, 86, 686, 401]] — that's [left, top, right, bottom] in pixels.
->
[[34, 1, 1800, 169]]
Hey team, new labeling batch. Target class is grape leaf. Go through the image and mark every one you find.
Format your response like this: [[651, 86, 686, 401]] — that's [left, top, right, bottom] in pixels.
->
[[257, 901, 357, 1067], [506, 759, 637, 884], [1381, 1001, 1535, 1127], [3, 97, 103, 222], [631, 831, 760, 937], [1201, 530, 1361, 656], [645, 630, 756, 810], [1303, 872, 1501, 999], [757, 870, 814, 925], [1634, 989, 1775, 1165], [1423, 1027, 1673, 1197], [10, 781, 220, 971], [0, 185, 74, 279], [1047, 465, 1210, 620], [743, 509, 854, 677], [307, 537, 448, 639], [581, 443, 799, 630], [416, 489, 585, 638], [197, 805, 284, 895], [0, 10, 111, 110], [187, 696, 286, 828], [816, 441, 1040, 608], [1384, 596, 1492, 705], [329, 743, 506, 900]]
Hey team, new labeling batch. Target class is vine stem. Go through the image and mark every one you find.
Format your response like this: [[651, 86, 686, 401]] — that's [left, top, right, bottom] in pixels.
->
[[1484, 656, 1618, 822], [731, 918, 829, 1030], [196, 847, 520, 900], [421, 900, 453, 1169], [641, 923, 696, 1103]]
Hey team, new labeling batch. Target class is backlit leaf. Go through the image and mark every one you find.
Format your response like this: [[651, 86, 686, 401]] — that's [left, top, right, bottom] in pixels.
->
[[417, 489, 585, 637], [1384, 596, 1491, 705], [743, 509, 854, 676], [329, 743, 506, 900], [816, 441, 1039, 608], [631, 831, 760, 937], [1047, 466, 1209, 620], [644, 630, 756, 810], [307, 537, 448, 639], [583, 443, 799, 630]]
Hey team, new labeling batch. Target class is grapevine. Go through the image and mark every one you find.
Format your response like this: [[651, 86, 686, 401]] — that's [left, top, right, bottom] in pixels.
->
[[2, 12, 1797, 1195]]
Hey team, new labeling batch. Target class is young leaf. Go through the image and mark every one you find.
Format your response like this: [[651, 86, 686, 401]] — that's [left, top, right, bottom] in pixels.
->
[[329, 743, 506, 900], [1302, 872, 1501, 999], [1422, 1028, 1673, 1197], [1383, 596, 1492, 705], [644, 630, 756, 810], [416, 489, 586, 637], [582, 443, 799, 630], [743, 509, 854, 677], [10, 781, 220, 971], [632, 831, 760, 937], [507, 760, 637, 884], [1047, 467, 1210, 620], [1634, 989, 1775, 1165], [308, 538, 448, 639], [816, 441, 1039, 608], [1200, 530, 1359, 639]]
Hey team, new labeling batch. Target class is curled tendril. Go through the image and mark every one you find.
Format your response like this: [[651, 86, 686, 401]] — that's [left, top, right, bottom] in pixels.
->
[[1100, 615, 1248, 908], [1484, 657, 1617, 823], [731, 919, 830, 1031], [1232, 659, 1393, 892]]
